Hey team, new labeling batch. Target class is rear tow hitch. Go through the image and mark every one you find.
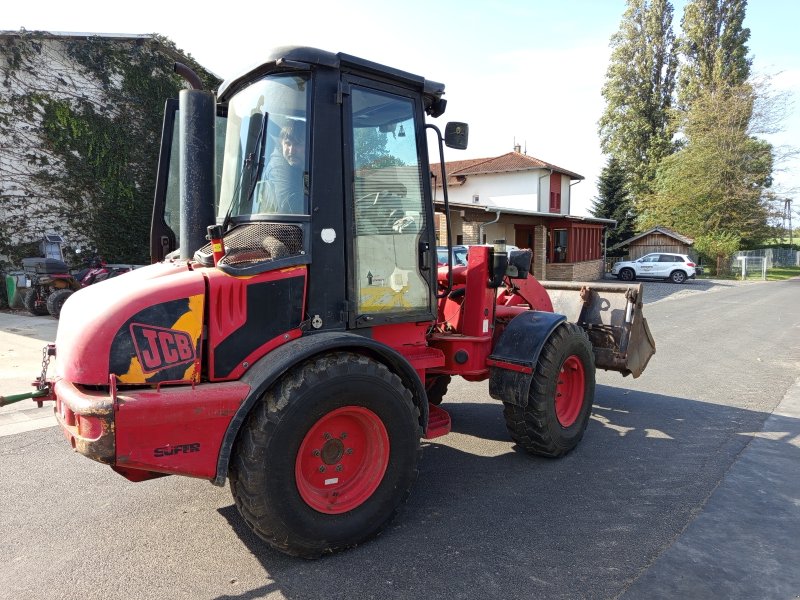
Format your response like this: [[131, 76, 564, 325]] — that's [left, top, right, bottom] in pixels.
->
[[0, 343, 56, 408]]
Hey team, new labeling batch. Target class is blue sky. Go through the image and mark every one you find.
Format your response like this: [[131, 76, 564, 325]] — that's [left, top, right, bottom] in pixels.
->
[[3, 0, 798, 218]]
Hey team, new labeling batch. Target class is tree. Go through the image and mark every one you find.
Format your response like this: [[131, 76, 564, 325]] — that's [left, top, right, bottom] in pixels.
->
[[599, 0, 678, 198], [694, 230, 740, 275], [354, 127, 404, 169], [590, 157, 636, 250], [638, 82, 775, 246], [678, 0, 751, 105]]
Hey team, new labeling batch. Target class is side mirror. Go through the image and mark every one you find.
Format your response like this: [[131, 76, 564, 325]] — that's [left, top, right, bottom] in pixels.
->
[[444, 122, 469, 150]]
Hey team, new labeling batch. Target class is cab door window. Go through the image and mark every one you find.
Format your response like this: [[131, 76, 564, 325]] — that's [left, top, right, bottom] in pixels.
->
[[349, 86, 429, 318]]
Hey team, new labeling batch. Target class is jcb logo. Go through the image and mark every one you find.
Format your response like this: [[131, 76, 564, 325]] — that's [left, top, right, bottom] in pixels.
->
[[130, 323, 196, 373]]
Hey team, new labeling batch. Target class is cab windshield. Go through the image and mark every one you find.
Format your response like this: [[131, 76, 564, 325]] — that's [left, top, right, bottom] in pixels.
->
[[218, 73, 311, 220]]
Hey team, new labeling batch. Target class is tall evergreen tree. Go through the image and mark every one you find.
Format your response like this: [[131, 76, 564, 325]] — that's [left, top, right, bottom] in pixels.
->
[[639, 83, 774, 246], [599, 0, 678, 198], [678, 0, 751, 105], [590, 158, 636, 250]]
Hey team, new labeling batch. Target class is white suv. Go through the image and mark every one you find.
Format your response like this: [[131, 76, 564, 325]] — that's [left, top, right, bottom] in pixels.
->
[[612, 253, 697, 284]]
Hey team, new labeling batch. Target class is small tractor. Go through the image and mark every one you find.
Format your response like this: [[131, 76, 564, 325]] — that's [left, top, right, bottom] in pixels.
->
[[3, 48, 655, 558], [21, 257, 81, 317]]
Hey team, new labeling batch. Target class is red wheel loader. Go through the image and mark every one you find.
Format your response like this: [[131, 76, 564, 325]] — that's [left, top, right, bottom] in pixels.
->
[[3, 48, 655, 558]]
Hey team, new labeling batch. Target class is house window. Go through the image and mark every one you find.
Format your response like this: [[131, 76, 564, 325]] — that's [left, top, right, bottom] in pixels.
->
[[473, 194, 480, 204], [553, 229, 568, 263]]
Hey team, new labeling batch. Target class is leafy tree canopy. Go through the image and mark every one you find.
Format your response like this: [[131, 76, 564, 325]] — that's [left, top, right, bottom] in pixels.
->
[[599, 0, 678, 198]]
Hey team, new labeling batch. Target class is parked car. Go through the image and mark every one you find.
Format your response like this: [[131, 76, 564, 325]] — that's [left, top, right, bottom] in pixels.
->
[[436, 245, 469, 266], [436, 244, 520, 267], [611, 253, 697, 284]]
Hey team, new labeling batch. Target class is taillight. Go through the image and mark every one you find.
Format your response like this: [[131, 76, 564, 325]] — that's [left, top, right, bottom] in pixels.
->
[[686, 262, 696, 267]]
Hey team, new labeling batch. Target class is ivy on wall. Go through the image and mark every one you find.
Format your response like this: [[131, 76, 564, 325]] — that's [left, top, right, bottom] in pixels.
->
[[0, 31, 220, 267]]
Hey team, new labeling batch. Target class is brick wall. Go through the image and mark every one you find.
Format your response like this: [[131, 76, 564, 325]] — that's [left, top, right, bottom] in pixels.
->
[[544, 259, 604, 281], [533, 224, 547, 280]]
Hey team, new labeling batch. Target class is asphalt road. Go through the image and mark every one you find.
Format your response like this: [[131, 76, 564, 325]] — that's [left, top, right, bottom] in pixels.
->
[[1, 277, 798, 600]]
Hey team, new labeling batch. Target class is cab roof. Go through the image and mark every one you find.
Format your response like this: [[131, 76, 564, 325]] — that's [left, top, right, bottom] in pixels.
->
[[218, 46, 446, 112]]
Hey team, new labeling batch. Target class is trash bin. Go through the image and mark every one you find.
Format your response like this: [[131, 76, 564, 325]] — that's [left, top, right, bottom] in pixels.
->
[[5, 272, 28, 310]]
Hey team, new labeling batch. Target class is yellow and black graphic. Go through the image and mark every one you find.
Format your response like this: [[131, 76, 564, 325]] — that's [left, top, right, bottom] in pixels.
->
[[110, 294, 204, 384], [130, 323, 196, 373]]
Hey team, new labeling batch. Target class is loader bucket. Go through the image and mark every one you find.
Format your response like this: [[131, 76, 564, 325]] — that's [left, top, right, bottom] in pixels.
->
[[539, 281, 655, 378]]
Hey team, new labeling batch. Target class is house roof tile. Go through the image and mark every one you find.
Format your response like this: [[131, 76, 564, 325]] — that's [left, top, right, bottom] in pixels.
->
[[614, 226, 695, 248], [430, 151, 583, 187]]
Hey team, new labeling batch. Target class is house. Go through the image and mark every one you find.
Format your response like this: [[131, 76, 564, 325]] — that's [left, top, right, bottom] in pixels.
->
[[614, 226, 695, 260], [0, 30, 218, 266], [431, 150, 614, 281]]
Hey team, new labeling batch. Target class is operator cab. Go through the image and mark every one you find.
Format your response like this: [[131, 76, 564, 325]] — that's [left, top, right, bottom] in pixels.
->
[[152, 47, 467, 333]]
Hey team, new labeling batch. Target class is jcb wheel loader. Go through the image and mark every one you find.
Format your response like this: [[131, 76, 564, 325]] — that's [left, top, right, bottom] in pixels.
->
[[7, 47, 655, 558]]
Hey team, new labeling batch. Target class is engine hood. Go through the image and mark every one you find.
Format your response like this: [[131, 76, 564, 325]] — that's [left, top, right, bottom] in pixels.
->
[[56, 262, 206, 386]]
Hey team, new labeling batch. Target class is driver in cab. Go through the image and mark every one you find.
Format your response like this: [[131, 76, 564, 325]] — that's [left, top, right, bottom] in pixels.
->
[[261, 120, 306, 214]]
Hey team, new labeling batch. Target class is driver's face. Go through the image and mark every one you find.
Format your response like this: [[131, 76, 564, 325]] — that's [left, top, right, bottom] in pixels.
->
[[282, 137, 305, 167]]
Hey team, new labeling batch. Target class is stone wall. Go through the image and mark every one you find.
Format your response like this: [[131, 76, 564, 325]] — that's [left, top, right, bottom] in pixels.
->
[[544, 259, 604, 282]]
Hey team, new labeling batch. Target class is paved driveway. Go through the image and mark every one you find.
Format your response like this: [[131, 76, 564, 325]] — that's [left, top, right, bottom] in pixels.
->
[[603, 274, 755, 304]]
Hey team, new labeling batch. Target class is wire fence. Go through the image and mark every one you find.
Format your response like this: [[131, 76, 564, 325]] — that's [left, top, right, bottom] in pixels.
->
[[731, 255, 767, 280], [733, 248, 800, 268]]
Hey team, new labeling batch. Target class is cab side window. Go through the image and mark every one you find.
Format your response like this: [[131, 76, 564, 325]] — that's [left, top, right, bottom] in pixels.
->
[[349, 86, 429, 317]]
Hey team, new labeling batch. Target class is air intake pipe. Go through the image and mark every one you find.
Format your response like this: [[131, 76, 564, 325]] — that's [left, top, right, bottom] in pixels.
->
[[174, 63, 216, 260]]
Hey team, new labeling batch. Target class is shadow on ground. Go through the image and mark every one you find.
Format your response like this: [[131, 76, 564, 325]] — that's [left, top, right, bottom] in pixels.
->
[[212, 384, 799, 600]]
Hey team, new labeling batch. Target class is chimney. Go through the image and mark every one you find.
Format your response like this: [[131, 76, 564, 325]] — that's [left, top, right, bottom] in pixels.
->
[[513, 142, 521, 153]]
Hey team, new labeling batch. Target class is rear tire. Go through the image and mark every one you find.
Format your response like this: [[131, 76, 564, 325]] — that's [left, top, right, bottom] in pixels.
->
[[502, 322, 595, 457], [46, 288, 74, 318], [669, 270, 687, 284], [425, 375, 451, 406], [23, 288, 49, 316], [229, 352, 422, 558]]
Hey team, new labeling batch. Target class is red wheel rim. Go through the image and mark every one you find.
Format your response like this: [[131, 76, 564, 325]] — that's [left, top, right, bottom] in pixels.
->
[[295, 406, 389, 514], [555, 355, 586, 427]]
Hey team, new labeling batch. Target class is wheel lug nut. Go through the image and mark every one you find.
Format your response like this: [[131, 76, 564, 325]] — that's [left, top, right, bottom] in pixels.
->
[[324, 432, 332, 440], [336, 465, 343, 472], [318, 466, 326, 473], [345, 448, 353, 455], [312, 450, 320, 457], [340, 432, 347, 439]]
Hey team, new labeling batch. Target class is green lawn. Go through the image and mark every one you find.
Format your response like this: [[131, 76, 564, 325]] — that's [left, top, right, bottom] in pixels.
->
[[766, 266, 800, 281], [696, 265, 800, 281]]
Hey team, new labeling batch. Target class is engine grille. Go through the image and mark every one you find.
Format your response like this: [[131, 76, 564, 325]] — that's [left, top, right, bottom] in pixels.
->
[[196, 223, 304, 269]]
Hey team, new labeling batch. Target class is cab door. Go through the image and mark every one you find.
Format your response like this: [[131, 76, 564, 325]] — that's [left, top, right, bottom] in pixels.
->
[[343, 79, 436, 327]]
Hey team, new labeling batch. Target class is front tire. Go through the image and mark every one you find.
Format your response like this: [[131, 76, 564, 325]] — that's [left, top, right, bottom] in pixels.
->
[[502, 322, 595, 457], [23, 288, 49, 316], [46, 288, 74, 318], [618, 268, 635, 282], [229, 352, 422, 558]]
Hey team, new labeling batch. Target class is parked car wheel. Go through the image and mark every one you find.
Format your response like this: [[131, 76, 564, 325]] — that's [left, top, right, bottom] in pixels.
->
[[618, 268, 635, 282], [669, 270, 687, 284]]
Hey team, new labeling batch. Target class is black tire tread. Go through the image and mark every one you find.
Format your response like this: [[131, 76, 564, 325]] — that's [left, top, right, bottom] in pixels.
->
[[229, 352, 422, 558], [46, 288, 74, 318], [502, 322, 595, 458], [23, 288, 49, 316], [425, 375, 451, 406]]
